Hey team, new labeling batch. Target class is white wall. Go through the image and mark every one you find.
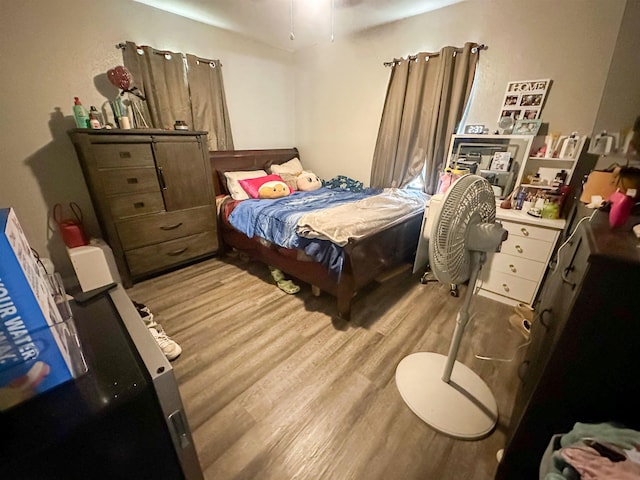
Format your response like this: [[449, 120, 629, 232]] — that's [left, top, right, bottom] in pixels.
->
[[294, 0, 626, 184], [0, 0, 295, 279], [592, 0, 640, 138]]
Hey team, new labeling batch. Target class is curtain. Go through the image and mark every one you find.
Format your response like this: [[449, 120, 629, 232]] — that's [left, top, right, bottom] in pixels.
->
[[186, 55, 234, 150], [123, 42, 192, 130], [370, 42, 480, 194]]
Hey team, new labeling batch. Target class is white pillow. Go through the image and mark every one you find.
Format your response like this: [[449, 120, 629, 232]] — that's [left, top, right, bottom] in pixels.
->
[[270, 157, 304, 175], [224, 170, 268, 200]]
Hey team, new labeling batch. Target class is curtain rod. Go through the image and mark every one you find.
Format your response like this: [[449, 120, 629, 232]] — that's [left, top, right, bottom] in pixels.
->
[[116, 43, 223, 66], [194, 55, 222, 68], [116, 42, 173, 56], [383, 43, 486, 67]]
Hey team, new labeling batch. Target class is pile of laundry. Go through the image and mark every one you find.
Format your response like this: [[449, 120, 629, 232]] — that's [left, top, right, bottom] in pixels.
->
[[133, 301, 182, 361], [542, 422, 640, 479]]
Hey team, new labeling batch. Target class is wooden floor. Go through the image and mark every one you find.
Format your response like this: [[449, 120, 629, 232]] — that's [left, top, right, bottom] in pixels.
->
[[128, 255, 526, 480]]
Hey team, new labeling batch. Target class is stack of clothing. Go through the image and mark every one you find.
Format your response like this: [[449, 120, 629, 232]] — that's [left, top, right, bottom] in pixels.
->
[[322, 175, 365, 193], [542, 422, 640, 479], [133, 301, 182, 361]]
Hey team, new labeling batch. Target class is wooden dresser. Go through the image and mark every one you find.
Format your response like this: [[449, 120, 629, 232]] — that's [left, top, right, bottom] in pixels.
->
[[496, 210, 640, 478], [69, 129, 218, 287]]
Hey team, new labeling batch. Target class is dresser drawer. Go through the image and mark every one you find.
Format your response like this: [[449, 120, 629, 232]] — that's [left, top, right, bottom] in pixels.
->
[[93, 143, 154, 169], [100, 167, 159, 195], [479, 269, 538, 304], [500, 234, 553, 263], [108, 192, 164, 219], [501, 220, 558, 242], [117, 206, 217, 250], [126, 230, 217, 277], [485, 252, 546, 280]]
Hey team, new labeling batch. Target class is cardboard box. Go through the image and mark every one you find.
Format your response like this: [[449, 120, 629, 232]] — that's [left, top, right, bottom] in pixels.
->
[[0, 208, 85, 410]]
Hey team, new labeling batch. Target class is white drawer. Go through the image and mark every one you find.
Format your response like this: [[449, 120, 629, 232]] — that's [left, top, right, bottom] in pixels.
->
[[501, 220, 558, 242], [485, 252, 546, 280], [500, 235, 553, 263], [479, 269, 538, 304]]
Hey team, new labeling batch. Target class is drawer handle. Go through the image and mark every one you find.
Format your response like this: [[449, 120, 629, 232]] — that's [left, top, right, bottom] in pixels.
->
[[502, 283, 510, 292], [520, 227, 529, 236], [133, 202, 145, 209], [515, 245, 523, 254], [509, 264, 516, 273], [167, 247, 188, 256], [126, 177, 139, 184], [539, 308, 552, 328], [561, 267, 577, 290], [160, 222, 183, 231], [157, 167, 167, 190], [119, 151, 132, 159]]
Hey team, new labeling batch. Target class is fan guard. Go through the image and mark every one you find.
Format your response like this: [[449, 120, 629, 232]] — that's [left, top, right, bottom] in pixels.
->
[[429, 174, 496, 286]]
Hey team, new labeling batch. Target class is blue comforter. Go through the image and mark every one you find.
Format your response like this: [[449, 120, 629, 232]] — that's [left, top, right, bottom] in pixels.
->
[[228, 187, 376, 275]]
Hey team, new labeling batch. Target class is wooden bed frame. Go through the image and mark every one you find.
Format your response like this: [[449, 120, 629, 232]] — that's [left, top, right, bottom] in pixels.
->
[[209, 148, 423, 319]]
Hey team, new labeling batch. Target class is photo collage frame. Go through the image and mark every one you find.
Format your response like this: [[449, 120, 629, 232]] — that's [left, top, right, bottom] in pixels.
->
[[499, 79, 551, 122]]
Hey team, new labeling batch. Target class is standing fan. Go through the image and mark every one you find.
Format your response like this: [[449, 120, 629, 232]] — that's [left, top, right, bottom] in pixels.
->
[[395, 174, 508, 439]]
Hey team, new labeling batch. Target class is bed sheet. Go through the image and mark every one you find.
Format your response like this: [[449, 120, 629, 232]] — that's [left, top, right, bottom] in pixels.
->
[[225, 188, 373, 276], [223, 188, 427, 277]]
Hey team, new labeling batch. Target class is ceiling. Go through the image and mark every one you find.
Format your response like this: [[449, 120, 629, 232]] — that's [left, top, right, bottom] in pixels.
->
[[133, 0, 464, 52]]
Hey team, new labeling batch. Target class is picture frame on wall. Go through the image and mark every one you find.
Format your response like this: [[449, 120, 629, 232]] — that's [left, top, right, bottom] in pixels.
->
[[559, 134, 585, 159], [513, 119, 542, 135], [499, 79, 551, 123]]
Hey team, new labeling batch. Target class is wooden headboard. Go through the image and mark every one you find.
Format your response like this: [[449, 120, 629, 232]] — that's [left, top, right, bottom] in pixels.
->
[[209, 148, 300, 196]]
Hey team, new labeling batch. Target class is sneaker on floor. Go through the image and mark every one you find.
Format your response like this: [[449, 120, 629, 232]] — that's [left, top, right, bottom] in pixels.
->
[[149, 327, 182, 361], [509, 313, 531, 339], [133, 301, 162, 329], [514, 302, 534, 322], [133, 300, 151, 316], [141, 311, 161, 330]]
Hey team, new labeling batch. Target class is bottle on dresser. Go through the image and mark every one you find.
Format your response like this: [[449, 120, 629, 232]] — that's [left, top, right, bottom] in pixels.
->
[[73, 97, 90, 128]]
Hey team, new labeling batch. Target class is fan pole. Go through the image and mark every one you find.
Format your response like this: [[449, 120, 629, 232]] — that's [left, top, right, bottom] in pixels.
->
[[442, 251, 481, 383]]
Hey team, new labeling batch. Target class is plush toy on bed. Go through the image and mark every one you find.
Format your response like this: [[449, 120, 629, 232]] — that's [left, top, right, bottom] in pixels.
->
[[258, 180, 291, 199], [297, 171, 322, 191], [239, 174, 291, 199]]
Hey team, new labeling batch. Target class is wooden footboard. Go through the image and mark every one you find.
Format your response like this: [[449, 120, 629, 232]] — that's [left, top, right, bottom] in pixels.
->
[[220, 213, 421, 319], [210, 148, 423, 319]]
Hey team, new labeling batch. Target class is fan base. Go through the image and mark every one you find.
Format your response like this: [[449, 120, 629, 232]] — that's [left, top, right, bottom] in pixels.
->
[[395, 352, 498, 440]]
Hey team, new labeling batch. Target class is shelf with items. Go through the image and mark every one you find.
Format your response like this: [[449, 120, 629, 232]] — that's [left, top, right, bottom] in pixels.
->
[[479, 169, 513, 175], [519, 184, 557, 191], [517, 157, 578, 185], [513, 135, 588, 195]]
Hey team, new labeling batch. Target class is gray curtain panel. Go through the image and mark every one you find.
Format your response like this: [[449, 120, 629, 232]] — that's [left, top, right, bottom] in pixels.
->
[[123, 42, 192, 130], [186, 55, 234, 151], [370, 43, 480, 193]]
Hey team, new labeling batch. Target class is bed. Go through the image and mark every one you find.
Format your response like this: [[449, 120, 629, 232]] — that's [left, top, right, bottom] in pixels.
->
[[210, 148, 426, 319]]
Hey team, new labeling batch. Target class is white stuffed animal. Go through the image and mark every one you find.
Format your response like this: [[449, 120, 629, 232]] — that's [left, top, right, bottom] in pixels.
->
[[296, 171, 322, 191]]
